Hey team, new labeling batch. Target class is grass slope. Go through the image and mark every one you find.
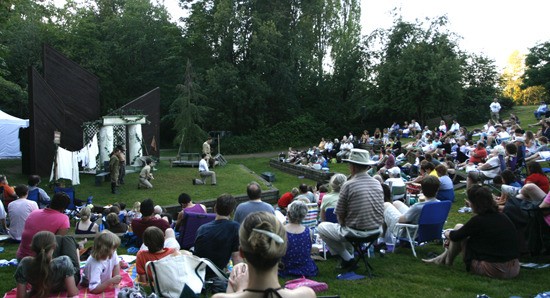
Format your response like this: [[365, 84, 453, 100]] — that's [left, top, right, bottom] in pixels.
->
[[1, 105, 549, 296]]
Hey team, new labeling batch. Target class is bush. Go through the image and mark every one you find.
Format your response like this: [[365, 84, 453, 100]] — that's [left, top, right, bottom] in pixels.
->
[[221, 114, 335, 154]]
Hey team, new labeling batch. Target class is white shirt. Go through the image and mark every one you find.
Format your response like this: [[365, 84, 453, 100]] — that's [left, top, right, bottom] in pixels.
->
[[8, 199, 38, 240], [438, 124, 447, 133], [449, 123, 460, 132], [490, 102, 501, 113], [199, 158, 209, 172]]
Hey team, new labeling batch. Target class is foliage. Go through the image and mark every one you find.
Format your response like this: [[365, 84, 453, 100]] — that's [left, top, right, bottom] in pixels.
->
[[458, 53, 501, 125], [167, 60, 209, 153], [501, 50, 526, 103], [365, 16, 463, 126], [521, 85, 549, 105], [523, 41, 550, 94], [221, 114, 335, 154]]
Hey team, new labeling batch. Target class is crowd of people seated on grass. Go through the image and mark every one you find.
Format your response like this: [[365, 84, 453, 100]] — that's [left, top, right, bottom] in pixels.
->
[[5, 113, 550, 296]]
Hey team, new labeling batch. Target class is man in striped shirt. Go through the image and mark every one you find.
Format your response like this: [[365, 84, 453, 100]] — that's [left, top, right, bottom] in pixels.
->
[[317, 149, 384, 271]]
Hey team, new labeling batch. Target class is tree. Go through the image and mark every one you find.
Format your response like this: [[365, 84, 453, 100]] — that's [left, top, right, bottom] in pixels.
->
[[501, 50, 526, 103], [459, 53, 500, 125], [366, 16, 463, 125], [169, 60, 209, 153], [522, 42, 550, 94]]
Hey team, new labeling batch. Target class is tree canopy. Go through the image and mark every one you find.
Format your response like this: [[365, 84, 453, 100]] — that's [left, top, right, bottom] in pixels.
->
[[0, 0, 516, 149]]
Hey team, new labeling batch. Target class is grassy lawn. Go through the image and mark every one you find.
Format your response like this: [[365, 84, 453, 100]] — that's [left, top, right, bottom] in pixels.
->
[[1, 105, 549, 296]]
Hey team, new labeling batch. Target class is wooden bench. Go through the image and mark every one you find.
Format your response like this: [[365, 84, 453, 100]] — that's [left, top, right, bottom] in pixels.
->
[[95, 172, 110, 186], [170, 153, 201, 168]]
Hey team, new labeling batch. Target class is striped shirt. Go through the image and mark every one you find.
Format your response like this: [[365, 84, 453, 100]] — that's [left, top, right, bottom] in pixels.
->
[[336, 171, 384, 231]]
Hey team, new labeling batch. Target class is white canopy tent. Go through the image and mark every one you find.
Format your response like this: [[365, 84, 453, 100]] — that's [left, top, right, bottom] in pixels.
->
[[0, 109, 29, 158]]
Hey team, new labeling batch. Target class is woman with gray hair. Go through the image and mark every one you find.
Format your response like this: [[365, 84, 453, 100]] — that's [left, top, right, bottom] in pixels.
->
[[279, 201, 318, 277], [319, 173, 347, 221]]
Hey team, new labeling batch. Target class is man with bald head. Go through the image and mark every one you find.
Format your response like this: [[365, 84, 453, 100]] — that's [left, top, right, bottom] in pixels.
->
[[233, 181, 274, 224]]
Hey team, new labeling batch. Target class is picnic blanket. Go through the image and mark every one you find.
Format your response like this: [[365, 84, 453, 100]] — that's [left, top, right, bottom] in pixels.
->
[[3, 267, 134, 298]]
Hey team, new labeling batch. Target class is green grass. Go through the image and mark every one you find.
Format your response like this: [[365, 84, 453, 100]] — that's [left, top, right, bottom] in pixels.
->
[[1, 105, 549, 296]]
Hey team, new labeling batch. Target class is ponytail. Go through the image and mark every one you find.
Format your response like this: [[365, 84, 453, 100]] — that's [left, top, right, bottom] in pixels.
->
[[27, 231, 56, 297]]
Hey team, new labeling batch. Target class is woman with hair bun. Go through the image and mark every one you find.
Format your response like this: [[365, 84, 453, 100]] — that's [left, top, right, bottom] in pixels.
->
[[213, 212, 315, 298], [15, 231, 79, 297]]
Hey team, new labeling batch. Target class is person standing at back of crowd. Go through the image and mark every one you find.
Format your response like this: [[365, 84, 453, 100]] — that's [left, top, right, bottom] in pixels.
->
[[490, 98, 501, 123]]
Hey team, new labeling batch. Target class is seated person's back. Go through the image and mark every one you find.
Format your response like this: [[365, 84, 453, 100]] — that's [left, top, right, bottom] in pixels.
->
[[194, 194, 242, 278], [131, 199, 170, 240]]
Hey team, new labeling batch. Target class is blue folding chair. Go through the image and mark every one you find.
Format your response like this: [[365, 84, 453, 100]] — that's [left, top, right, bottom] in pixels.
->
[[27, 188, 40, 204], [393, 201, 452, 257], [436, 188, 455, 202], [54, 186, 76, 210]]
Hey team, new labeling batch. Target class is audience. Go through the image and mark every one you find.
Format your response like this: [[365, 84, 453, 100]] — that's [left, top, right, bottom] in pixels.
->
[[213, 212, 315, 298], [27, 175, 50, 208], [175, 193, 207, 230], [1, 174, 17, 209], [131, 198, 170, 240], [81, 231, 122, 294], [319, 174, 347, 221], [383, 176, 440, 245], [75, 206, 99, 235], [8, 185, 38, 242], [280, 201, 318, 277], [15, 231, 78, 297], [106, 212, 128, 234], [234, 182, 275, 224], [194, 194, 242, 283], [17, 192, 71, 260], [423, 186, 520, 279], [136, 226, 180, 283]]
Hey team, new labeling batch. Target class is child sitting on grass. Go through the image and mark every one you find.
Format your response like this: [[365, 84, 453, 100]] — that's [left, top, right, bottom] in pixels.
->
[[81, 230, 122, 294]]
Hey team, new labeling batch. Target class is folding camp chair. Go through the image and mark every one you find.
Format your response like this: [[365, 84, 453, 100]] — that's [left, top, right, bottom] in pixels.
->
[[54, 186, 76, 210], [27, 188, 40, 204], [178, 212, 216, 250], [301, 203, 319, 229], [390, 184, 406, 202], [393, 201, 452, 257], [318, 208, 338, 259], [436, 188, 455, 202]]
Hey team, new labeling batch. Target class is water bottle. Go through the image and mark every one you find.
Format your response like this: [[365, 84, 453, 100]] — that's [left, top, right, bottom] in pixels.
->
[[368, 245, 375, 258], [227, 260, 233, 273]]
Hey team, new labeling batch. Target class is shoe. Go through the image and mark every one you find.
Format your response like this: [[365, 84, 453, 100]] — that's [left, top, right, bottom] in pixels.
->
[[211, 183, 216, 186], [340, 258, 358, 272], [192, 179, 196, 185], [137, 184, 141, 189]]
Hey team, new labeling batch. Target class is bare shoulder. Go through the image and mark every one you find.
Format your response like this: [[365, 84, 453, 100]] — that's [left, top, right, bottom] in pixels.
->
[[281, 287, 316, 298]]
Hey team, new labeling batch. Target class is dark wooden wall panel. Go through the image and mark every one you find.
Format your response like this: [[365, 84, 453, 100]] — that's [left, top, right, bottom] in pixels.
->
[[120, 88, 161, 158], [43, 44, 100, 151], [28, 68, 66, 176]]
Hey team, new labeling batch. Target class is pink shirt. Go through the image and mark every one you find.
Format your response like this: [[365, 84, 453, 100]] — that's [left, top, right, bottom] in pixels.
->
[[8, 199, 38, 241], [544, 193, 550, 226], [17, 208, 70, 259]]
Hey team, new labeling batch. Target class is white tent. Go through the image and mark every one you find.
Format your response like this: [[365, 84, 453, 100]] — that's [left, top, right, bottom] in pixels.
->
[[0, 109, 29, 158]]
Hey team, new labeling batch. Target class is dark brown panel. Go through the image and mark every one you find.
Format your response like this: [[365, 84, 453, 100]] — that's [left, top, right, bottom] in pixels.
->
[[43, 44, 100, 151], [28, 68, 65, 176], [119, 88, 161, 158]]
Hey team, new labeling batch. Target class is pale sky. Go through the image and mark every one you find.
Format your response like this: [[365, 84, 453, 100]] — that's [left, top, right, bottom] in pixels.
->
[[53, 0, 550, 71]]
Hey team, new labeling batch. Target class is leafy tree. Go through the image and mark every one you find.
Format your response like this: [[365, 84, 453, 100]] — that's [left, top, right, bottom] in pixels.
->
[[501, 50, 526, 103], [366, 16, 463, 126], [523, 42, 550, 94], [459, 53, 500, 125]]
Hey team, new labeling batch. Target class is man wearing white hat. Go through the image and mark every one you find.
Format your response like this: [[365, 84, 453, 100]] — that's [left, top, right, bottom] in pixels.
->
[[317, 148, 384, 271]]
